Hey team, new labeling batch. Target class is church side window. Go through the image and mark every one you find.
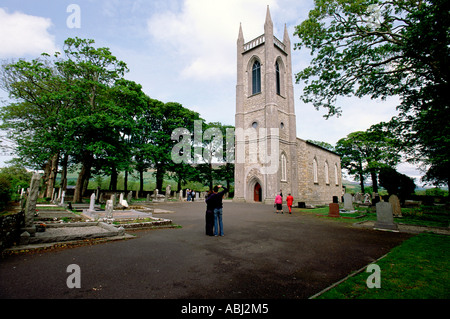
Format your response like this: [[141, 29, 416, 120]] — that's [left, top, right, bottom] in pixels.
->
[[335, 164, 339, 186], [281, 154, 287, 182], [252, 61, 261, 94], [313, 158, 318, 184], [325, 161, 329, 185], [276, 62, 281, 95]]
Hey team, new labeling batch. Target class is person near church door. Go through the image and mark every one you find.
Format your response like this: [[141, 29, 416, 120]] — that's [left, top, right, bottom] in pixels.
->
[[286, 193, 294, 214], [274, 193, 283, 214]]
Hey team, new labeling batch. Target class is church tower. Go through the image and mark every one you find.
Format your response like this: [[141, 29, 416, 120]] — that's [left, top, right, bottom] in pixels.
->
[[234, 6, 298, 203]]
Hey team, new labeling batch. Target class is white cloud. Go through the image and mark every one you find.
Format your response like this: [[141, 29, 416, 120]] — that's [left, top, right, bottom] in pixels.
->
[[147, 0, 277, 81], [0, 8, 59, 58]]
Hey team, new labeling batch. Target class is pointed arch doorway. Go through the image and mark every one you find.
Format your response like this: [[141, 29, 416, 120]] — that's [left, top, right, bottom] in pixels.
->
[[254, 182, 262, 202]]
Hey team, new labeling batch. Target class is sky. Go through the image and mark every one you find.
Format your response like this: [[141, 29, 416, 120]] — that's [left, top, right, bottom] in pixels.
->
[[0, 0, 425, 184]]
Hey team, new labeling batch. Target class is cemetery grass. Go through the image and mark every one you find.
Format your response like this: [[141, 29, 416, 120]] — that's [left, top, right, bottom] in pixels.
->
[[314, 233, 450, 299], [298, 205, 450, 228]]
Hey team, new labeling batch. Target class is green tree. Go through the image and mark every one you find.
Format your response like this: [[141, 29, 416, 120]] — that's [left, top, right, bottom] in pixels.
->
[[56, 38, 128, 202], [294, 0, 449, 188], [379, 166, 416, 202], [147, 102, 202, 191], [336, 124, 401, 192]]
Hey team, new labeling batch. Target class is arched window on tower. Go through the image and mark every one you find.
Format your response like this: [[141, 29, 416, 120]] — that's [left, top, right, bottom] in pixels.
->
[[276, 61, 281, 95], [281, 153, 287, 182], [252, 60, 261, 94]]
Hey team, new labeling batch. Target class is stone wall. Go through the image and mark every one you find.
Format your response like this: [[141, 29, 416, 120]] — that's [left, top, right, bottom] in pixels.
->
[[0, 211, 24, 252], [297, 139, 343, 205]]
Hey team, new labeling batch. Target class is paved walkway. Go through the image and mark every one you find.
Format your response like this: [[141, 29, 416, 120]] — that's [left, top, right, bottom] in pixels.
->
[[0, 201, 411, 299]]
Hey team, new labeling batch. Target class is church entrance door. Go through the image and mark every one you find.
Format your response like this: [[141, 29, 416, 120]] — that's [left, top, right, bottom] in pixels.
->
[[254, 183, 262, 202]]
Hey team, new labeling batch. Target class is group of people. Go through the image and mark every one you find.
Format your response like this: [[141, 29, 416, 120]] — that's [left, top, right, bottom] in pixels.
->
[[274, 191, 294, 214], [205, 185, 228, 236], [186, 189, 196, 202]]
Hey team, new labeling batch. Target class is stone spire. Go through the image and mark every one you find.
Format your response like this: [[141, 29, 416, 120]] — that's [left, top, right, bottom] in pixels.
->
[[283, 23, 290, 47], [264, 5, 273, 29], [237, 23, 244, 44]]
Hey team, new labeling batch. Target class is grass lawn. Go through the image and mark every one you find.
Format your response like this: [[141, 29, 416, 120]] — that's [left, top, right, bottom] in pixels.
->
[[314, 233, 450, 299], [297, 204, 450, 228]]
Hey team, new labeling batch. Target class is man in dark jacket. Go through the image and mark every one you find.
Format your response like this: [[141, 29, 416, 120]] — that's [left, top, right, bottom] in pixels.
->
[[206, 185, 228, 236]]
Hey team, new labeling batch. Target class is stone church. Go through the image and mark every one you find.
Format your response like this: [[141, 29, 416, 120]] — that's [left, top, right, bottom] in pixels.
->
[[233, 7, 343, 205]]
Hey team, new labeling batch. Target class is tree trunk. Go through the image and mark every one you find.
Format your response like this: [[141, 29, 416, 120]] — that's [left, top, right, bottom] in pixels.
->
[[139, 169, 144, 196], [370, 170, 379, 193], [155, 167, 164, 192], [124, 170, 128, 193], [109, 166, 118, 191], [74, 155, 93, 203], [60, 153, 68, 191], [46, 152, 60, 198], [41, 158, 51, 198]]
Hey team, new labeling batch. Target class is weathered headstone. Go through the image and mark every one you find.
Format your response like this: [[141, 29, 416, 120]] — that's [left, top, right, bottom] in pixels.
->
[[328, 203, 340, 218], [127, 191, 133, 204], [146, 194, 150, 202], [61, 190, 66, 205], [354, 193, 363, 203], [374, 202, 398, 231], [89, 192, 96, 211], [24, 173, 41, 228], [105, 199, 114, 221], [154, 189, 159, 200], [389, 194, 402, 217], [343, 193, 354, 211], [119, 193, 124, 205], [364, 193, 371, 204], [165, 185, 171, 200]]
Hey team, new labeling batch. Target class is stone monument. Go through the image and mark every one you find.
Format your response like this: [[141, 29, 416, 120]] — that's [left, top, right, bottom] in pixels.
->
[[343, 193, 354, 211], [389, 194, 402, 217], [328, 203, 340, 218], [374, 202, 398, 231], [89, 193, 96, 211], [23, 173, 41, 234]]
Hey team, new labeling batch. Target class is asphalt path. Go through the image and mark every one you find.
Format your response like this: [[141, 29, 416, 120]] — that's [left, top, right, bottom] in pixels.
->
[[0, 201, 411, 299]]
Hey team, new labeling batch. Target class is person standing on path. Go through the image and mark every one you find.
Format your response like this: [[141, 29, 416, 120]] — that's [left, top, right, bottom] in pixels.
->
[[274, 193, 283, 214], [286, 193, 294, 214], [204, 190, 215, 236], [206, 185, 228, 236]]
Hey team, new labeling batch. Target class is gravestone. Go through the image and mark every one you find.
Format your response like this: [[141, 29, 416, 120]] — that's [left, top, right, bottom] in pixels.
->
[[389, 194, 402, 217], [127, 191, 133, 204], [119, 193, 124, 205], [363, 193, 371, 204], [24, 173, 41, 228], [146, 194, 150, 202], [343, 193, 354, 211], [89, 193, 96, 211], [328, 203, 340, 218], [165, 185, 171, 200], [154, 189, 158, 200], [60, 191, 66, 205], [374, 202, 398, 231], [105, 199, 114, 222]]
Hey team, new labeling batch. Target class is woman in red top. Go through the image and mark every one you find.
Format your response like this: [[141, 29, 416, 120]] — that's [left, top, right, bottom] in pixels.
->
[[286, 193, 294, 214]]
